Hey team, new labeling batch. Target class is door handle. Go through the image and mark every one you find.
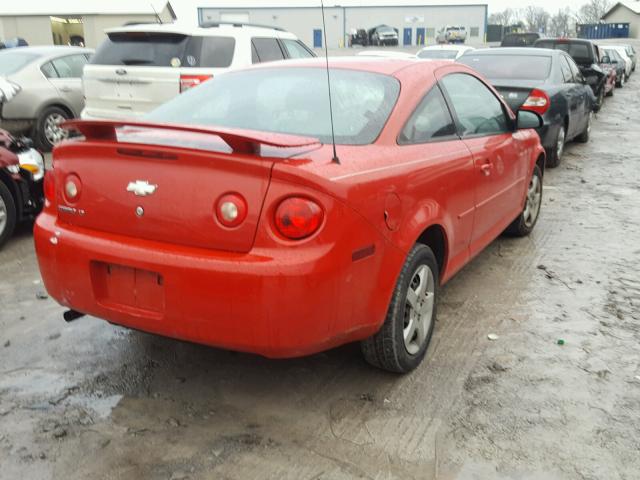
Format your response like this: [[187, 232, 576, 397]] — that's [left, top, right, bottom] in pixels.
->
[[60, 86, 72, 92], [480, 162, 492, 176]]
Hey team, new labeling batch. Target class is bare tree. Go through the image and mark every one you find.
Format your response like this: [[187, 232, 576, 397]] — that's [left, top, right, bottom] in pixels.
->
[[524, 6, 551, 33], [574, 0, 612, 24], [488, 7, 517, 25], [549, 8, 572, 36]]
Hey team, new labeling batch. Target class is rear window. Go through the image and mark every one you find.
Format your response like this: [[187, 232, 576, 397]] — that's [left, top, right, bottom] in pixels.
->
[[0, 50, 40, 75], [90, 32, 235, 68], [502, 34, 539, 47], [459, 54, 552, 80], [417, 49, 458, 60], [147, 67, 400, 145], [536, 41, 592, 63]]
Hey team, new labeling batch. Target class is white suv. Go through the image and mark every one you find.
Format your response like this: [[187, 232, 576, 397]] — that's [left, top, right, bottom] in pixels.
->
[[82, 22, 315, 120]]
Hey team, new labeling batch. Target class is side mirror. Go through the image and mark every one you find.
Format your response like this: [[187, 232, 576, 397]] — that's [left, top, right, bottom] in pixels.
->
[[517, 110, 543, 130], [601, 56, 611, 63]]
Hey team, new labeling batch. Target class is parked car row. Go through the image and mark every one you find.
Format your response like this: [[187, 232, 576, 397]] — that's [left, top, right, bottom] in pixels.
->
[[457, 37, 635, 167]]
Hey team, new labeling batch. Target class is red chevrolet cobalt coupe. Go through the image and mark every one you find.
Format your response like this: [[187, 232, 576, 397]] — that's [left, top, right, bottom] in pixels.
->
[[35, 58, 545, 373]]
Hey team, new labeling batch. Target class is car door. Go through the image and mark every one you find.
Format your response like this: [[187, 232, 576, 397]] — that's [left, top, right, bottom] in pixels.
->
[[566, 56, 590, 131], [47, 54, 88, 116], [251, 37, 286, 64], [559, 54, 583, 138], [397, 83, 476, 274], [439, 71, 526, 257]]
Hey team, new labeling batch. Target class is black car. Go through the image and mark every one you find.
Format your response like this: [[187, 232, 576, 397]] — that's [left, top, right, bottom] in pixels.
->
[[501, 32, 542, 47], [533, 38, 606, 111], [349, 29, 369, 47], [458, 48, 595, 167], [0, 130, 44, 247]]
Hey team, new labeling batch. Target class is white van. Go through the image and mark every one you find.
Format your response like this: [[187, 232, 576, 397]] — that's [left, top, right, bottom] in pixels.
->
[[82, 22, 315, 120]]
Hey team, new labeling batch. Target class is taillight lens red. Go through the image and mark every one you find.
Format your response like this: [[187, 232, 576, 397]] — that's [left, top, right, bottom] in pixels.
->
[[215, 193, 247, 228], [63, 174, 81, 203], [522, 88, 550, 115], [179, 74, 212, 93], [274, 197, 324, 240], [44, 169, 55, 207]]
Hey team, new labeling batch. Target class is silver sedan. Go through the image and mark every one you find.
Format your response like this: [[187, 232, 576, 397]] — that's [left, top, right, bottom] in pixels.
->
[[0, 46, 93, 151]]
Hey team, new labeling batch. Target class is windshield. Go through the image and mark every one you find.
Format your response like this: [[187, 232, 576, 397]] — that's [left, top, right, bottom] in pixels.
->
[[378, 26, 395, 33], [502, 34, 539, 47], [536, 41, 592, 64], [146, 67, 400, 145], [418, 49, 458, 60], [91, 32, 235, 68], [458, 54, 552, 80], [0, 50, 40, 75]]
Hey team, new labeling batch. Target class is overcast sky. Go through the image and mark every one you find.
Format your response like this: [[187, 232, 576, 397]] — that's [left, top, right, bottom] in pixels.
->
[[487, 0, 592, 13]]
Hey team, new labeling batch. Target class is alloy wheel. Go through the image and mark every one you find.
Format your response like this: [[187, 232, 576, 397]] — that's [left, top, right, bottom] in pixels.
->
[[0, 194, 6, 235], [556, 127, 565, 160], [403, 264, 435, 355], [523, 172, 542, 229], [44, 112, 69, 146]]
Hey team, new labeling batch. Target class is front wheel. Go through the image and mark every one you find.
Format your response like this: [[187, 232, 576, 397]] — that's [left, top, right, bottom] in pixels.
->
[[361, 244, 438, 373], [0, 181, 17, 249], [34, 106, 70, 152], [594, 88, 605, 112], [505, 164, 543, 237], [576, 111, 592, 143]]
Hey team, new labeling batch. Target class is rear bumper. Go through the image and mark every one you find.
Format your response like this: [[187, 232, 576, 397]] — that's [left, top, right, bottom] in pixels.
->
[[34, 211, 399, 358]]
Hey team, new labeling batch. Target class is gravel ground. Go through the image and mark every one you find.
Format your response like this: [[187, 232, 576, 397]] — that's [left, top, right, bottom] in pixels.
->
[[1, 47, 639, 479]]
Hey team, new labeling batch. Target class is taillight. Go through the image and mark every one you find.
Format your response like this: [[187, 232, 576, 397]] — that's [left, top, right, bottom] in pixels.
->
[[179, 74, 212, 93], [274, 197, 324, 240], [522, 88, 550, 115], [44, 169, 55, 207], [63, 174, 81, 203], [215, 193, 247, 228]]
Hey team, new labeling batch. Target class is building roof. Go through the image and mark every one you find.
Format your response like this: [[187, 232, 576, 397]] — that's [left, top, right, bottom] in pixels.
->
[[0, 0, 171, 16], [602, 1, 640, 19], [197, 0, 487, 8]]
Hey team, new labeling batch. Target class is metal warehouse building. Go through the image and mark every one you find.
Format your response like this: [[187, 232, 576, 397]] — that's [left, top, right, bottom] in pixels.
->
[[198, 1, 488, 48], [601, 1, 640, 38]]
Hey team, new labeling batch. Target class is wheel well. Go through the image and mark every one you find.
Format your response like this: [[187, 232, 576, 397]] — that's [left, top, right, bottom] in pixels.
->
[[536, 153, 546, 176], [416, 225, 447, 276], [38, 103, 74, 122]]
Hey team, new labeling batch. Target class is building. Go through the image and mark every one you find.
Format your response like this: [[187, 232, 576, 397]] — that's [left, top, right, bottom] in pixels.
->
[[0, 1, 176, 48], [197, 1, 488, 48], [602, 1, 640, 38]]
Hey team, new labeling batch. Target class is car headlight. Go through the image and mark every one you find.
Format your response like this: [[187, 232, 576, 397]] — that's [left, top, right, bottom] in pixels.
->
[[0, 78, 21, 103], [18, 148, 45, 181]]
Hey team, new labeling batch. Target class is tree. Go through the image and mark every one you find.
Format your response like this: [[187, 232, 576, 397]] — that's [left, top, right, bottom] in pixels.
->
[[488, 8, 517, 25], [524, 6, 551, 33], [549, 8, 572, 37], [574, 0, 612, 24]]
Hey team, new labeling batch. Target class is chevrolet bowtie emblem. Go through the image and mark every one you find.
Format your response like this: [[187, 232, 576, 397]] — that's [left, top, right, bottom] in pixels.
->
[[126, 180, 158, 197]]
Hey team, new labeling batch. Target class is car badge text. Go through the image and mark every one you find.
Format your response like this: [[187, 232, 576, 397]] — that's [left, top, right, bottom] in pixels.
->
[[126, 180, 158, 197]]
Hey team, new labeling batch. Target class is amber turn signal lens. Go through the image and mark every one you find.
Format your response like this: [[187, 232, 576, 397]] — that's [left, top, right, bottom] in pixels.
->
[[216, 193, 247, 228], [274, 197, 324, 240]]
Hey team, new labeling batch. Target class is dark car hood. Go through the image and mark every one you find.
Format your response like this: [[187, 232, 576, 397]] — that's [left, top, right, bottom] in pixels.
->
[[0, 129, 20, 168]]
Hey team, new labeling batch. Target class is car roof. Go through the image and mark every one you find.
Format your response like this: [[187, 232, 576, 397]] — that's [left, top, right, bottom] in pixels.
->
[[418, 45, 473, 51], [0, 45, 93, 56], [535, 37, 591, 45], [243, 56, 443, 76], [468, 47, 558, 57], [106, 21, 297, 38]]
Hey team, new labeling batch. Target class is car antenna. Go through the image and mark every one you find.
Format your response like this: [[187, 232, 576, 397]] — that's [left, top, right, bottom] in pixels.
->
[[320, 0, 340, 164], [151, 3, 163, 24]]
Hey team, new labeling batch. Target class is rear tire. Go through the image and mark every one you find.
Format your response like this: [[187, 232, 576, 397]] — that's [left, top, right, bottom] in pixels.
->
[[545, 125, 565, 168], [0, 181, 17, 249], [505, 164, 543, 237], [361, 244, 438, 373], [34, 106, 70, 152], [576, 111, 592, 144], [594, 87, 605, 112]]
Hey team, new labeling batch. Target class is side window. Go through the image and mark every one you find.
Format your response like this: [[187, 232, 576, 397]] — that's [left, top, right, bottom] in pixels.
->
[[560, 56, 574, 83], [41, 61, 58, 78], [51, 55, 87, 78], [199, 37, 236, 68], [567, 57, 583, 82], [251, 38, 285, 63], [399, 86, 457, 144], [440, 73, 509, 137], [281, 39, 314, 59]]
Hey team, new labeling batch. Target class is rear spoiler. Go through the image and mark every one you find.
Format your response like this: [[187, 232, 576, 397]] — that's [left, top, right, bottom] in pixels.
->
[[63, 120, 320, 156]]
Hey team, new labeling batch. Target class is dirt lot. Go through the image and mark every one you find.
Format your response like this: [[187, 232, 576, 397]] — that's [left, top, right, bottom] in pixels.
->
[[1, 54, 640, 480]]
